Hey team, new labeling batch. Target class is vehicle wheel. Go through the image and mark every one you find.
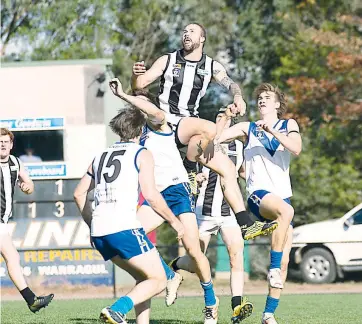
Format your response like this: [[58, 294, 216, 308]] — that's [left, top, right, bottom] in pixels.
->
[[300, 248, 337, 284]]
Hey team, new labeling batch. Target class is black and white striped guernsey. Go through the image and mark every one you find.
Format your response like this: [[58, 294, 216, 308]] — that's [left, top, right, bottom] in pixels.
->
[[157, 49, 213, 119], [196, 140, 244, 217], [0, 155, 20, 223]]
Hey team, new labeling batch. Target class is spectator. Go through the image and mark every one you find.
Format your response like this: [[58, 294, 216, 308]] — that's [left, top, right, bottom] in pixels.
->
[[19, 147, 42, 163]]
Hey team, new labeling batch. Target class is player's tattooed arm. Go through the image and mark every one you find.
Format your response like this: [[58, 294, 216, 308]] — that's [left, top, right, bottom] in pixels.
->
[[212, 61, 242, 95], [214, 142, 226, 154], [213, 60, 246, 115]]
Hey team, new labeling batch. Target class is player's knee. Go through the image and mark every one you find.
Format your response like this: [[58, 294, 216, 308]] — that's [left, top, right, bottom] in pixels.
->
[[277, 204, 294, 223], [219, 161, 237, 181], [185, 244, 203, 260], [201, 121, 216, 141]]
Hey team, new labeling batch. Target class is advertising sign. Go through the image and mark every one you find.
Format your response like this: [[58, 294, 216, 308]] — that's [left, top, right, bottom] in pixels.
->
[[0, 218, 113, 286]]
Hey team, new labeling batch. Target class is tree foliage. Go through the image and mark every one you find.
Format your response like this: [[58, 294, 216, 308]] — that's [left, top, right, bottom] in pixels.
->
[[1, 0, 361, 229], [273, 0, 362, 222]]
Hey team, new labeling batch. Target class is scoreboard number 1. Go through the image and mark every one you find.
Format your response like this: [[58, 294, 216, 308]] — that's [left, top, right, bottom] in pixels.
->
[[28, 202, 36, 218], [55, 179, 63, 195]]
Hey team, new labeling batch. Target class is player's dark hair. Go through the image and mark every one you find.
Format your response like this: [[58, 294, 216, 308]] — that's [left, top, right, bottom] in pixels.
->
[[109, 108, 146, 141], [254, 83, 287, 118]]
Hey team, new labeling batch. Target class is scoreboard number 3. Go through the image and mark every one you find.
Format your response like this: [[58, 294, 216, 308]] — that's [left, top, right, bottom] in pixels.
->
[[54, 201, 65, 217]]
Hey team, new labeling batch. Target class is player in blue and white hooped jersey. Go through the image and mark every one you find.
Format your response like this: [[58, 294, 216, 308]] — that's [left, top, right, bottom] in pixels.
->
[[109, 79, 219, 324], [131, 23, 278, 243], [218, 83, 302, 324], [74, 108, 184, 324]]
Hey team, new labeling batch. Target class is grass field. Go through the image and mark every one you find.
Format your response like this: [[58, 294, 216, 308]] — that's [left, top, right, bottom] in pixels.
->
[[1, 294, 362, 324]]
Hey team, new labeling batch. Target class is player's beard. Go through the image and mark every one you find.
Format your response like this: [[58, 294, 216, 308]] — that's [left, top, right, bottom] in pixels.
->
[[183, 40, 200, 52]]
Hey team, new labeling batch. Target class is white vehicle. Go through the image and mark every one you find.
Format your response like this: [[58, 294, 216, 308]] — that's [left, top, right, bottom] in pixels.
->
[[290, 203, 362, 283]]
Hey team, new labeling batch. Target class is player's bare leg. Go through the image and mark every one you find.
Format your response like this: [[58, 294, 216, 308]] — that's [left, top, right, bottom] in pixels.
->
[[101, 249, 167, 323], [171, 232, 210, 273], [134, 299, 151, 324], [258, 195, 294, 289], [0, 232, 54, 313], [220, 227, 253, 323], [175, 227, 253, 323], [262, 226, 293, 324], [139, 208, 218, 320], [175, 117, 216, 195], [177, 117, 217, 162], [178, 213, 218, 323], [187, 135, 277, 240], [1, 234, 28, 291], [110, 258, 151, 324], [137, 205, 183, 306], [177, 213, 212, 282]]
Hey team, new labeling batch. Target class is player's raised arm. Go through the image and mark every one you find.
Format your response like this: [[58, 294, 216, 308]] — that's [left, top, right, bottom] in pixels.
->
[[109, 78, 165, 126], [74, 164, 95, 228], [218, 122, 249, 144], [137, 149, 184, 240], [257, 119, 302, 156], [131, 55, 169, 90], [212, 60, 246, 116], [18, 160, 34, 194]]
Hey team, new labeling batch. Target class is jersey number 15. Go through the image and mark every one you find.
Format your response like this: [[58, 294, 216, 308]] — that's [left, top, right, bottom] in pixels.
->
[[96, 150, 126, 184]]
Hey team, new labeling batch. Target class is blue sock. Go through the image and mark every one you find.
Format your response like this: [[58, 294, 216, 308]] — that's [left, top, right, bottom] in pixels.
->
[[160, 256, 175, 280], [200, 281, 216, 307], [111, 296, 134, 315], [264, 296, 279, 314], [270, 250, 283, 270]]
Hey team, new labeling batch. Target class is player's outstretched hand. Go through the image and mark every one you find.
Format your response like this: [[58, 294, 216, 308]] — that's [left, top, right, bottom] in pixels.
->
[[226, 104, 237, 117], [170, 219, 185, 241], [109, 78, 124, 97], [133, 61, 146, 76], [234, 95, 247, 116]]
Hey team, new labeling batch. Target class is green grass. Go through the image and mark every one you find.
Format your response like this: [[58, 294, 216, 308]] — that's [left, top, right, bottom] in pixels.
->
[[2, 294, 362, 324]]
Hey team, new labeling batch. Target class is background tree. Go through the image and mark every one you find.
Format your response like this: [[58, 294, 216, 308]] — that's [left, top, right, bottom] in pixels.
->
[[2, 0, 361, 229]]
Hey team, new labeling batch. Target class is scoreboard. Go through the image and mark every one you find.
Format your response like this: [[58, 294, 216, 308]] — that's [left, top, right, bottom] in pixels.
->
[[13, 179, 84, 219]]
